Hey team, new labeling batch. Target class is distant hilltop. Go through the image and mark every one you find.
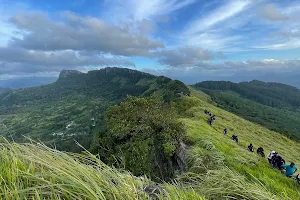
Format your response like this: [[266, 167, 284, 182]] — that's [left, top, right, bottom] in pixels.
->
[[58, 70, 83, 78]]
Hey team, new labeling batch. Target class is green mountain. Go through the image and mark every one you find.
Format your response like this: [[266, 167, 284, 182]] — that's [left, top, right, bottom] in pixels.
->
[[2, 88, 300, 199], [0, 67, 189, 152], [192, 80, 300, 140]]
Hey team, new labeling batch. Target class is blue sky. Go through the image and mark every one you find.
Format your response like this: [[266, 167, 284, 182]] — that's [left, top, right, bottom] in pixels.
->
[[1, 0, 300, 87]]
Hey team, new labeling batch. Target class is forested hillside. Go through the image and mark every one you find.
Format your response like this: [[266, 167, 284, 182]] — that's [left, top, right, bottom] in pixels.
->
[[0, 67, 189, 152], [0, 88, 11, 93], [193, 80, 300, 140]]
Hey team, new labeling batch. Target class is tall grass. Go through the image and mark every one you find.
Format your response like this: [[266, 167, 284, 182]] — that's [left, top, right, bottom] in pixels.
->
[[0, 138, 207, 200], [1, 88, 300, 199], [182, 88, 300, 199]]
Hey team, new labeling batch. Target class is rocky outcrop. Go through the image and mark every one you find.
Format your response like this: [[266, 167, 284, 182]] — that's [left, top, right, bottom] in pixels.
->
[[58, 70, 83, 78], [174, 141, 188, 173]]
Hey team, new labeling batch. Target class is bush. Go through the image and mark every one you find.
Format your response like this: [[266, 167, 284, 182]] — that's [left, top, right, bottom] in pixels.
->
[[91, 96, 186, 181]]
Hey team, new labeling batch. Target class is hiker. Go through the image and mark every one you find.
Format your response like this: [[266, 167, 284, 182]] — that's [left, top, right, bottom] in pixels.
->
[[208, 119, 212, 126], [211, 115, 216, 121], [248, 143, 254, 152], [204, 110, 208, 115], [223, 128, 228, 135], [257, 147, 265, 157], [272, 155, 285, 170], [296, 174, 300, 182], [232, 135, 238, 143], [282, 162, 297, 177], [267, 151, 278, 164]]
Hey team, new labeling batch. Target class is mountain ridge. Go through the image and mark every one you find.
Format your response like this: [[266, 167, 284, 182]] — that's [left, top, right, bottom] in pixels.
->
[[0, 67, 189, 152]]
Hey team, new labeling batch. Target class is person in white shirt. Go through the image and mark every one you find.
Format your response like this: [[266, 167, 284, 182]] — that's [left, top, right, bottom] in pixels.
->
[[267, 151, 278, 164]]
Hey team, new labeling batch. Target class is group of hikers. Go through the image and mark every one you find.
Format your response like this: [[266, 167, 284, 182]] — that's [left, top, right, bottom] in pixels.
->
[[204, 109, 300, 182], [205, 110, 216, 126]]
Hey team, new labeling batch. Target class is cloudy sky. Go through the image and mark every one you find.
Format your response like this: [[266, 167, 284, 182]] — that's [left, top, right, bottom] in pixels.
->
[[1, 0, 300, 88]]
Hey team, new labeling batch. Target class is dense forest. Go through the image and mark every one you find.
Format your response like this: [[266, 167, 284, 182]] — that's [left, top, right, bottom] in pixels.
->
[[0, 67, 189, 152], [193, 80, 300, 140]]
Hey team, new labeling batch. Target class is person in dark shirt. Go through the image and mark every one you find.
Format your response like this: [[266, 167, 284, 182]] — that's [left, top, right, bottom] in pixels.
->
[[232, 135, 238, 143], [257, 147, 265, 157], [223, 128, 228, 135], [272, 155, 285, 170], [248, 143, 254, 152]]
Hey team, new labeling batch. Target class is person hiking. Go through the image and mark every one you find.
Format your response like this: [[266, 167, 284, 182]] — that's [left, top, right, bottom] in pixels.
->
[[208, 119, 212, 126], [232, 135, 238, 143], [257, 147, 265, 157], [248, 143, 254, 152], [223, 128, 228, 135], [296, 174, 300, 182], [272, 155, 285, 170], [267, 151, 278, 164], [282, 162, 297, 177]]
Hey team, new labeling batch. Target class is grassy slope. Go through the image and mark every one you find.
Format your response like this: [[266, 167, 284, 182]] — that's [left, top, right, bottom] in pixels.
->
[[1, 88, 300, 199], [184, 88, 300, 199], [0, 138, 205, 200]]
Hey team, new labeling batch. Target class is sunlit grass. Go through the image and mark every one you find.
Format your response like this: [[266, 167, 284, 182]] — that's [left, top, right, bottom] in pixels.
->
[[1, 88, 300, 199], [181, 88, 300, 199]]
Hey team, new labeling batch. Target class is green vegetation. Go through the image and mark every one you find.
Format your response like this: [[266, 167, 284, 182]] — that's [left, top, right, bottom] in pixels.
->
[[0, 138, 205, 200], [2, 70, 300, 199], [91, 96, 185, 181], [195, 80, 300, 109], [2, 89, 300, 199], [193, 80, 300, 140], [180, 88, 300, 199], [1, 86, 300, 199], [0, 68, 189, 152]]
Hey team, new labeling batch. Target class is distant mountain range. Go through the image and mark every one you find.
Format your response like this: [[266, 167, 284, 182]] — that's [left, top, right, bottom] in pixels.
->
[[0, 67, 189, 152], [1, 67, 300, 151], [0, 77, 57, 89]]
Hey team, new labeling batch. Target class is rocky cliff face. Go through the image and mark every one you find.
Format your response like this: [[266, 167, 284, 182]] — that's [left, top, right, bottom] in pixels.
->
[[58, 70, 84, 78]]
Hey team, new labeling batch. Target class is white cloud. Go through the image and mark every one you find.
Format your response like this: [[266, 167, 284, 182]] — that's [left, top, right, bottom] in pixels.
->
[[152, 46, 215, 67], [184, 0, 251, 35], [259, 4, 289, 21], [179, 0, 254, 52], [254, 39, 300, 50], [103, 0, 197, 21], [9, 11, 164, 57]]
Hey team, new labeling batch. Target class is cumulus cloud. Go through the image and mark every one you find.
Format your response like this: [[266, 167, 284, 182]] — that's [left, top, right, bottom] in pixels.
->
[[0, 47, 135, 75], [0, 11, 165, 78], [152, 46, 216, 67], [0, 47, 135, 68], [9, 11, 163, 57], [259, 4, 289, 21]]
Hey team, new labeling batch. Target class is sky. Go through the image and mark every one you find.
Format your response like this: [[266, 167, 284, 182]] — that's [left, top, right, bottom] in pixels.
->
[[1, 0, 300, 88]]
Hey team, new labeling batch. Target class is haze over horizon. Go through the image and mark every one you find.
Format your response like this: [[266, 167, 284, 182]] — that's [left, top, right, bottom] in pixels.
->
[[1, 0, 300, 88]]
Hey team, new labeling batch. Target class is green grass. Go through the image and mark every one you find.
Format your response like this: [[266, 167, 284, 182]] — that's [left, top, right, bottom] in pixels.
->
[[1, 87, 300, 199], [181, 88, 300, 199], [0, 138, 206, 200]]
